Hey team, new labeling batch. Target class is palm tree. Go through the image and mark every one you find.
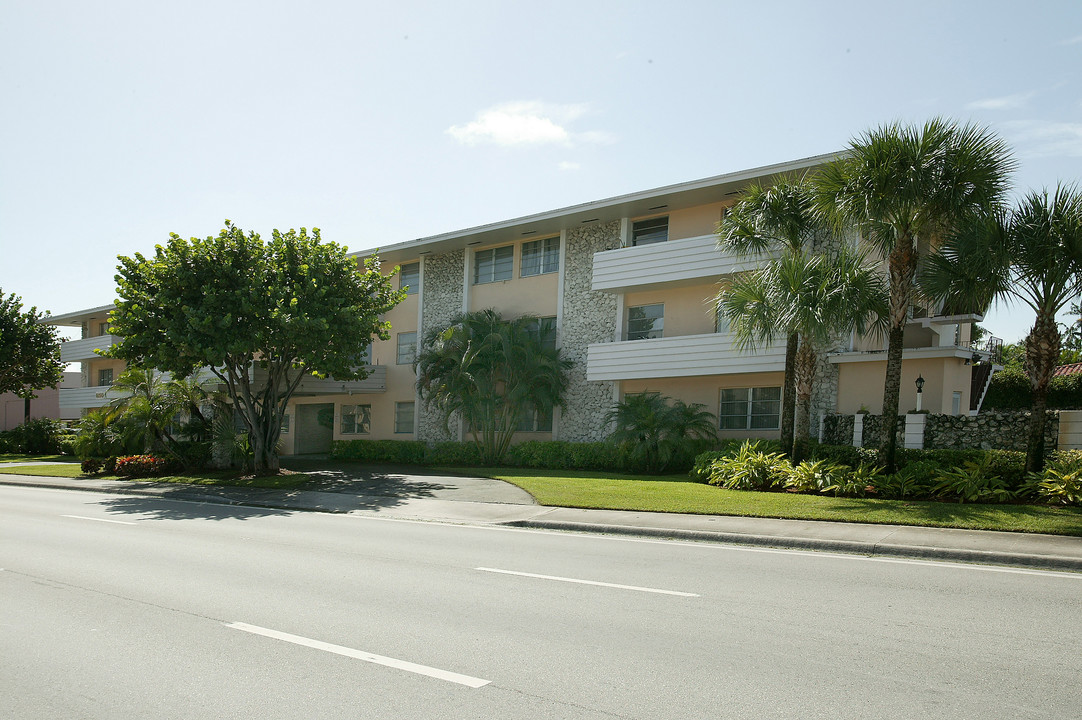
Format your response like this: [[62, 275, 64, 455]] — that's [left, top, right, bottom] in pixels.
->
[[415, 309, 572, 464], [717, 175, 826, 458], [814, 118, 1014, 471], [922, 185, 1082, 473], [720, 249, 887, 462], [604, 392, 717, 473], [106, 366, 211, 460]]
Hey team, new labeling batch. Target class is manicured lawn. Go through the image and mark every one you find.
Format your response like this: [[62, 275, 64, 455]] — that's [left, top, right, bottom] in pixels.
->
[[0, 454, 75, 464], [476, 468, 1082, 537], [0, 464, 309, 489]]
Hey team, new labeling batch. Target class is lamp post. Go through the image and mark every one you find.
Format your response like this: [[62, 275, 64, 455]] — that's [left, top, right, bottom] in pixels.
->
[[915, 374, 925, 412]]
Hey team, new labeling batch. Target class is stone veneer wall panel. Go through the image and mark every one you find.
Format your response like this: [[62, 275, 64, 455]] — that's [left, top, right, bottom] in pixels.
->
[[416, 249, 464, 442], [558, 222, 621, 442]]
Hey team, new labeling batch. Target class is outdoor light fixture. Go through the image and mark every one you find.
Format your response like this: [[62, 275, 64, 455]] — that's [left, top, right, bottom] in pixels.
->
[[915, 374, 925, 412]]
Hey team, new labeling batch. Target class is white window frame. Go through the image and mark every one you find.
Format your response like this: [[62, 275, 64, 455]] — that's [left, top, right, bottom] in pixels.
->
[[718, 387, 782, 430], [474, 245, 514, 284], [98, 368, 114, 386], [520, 237, 560, 277], [341, 404, 371, 435], [631, 216, 668, 246], [394, 401, 415, 434], [397, 332, 417, 365], [627, 304, 664, 341], [400, 262, 420, 295]]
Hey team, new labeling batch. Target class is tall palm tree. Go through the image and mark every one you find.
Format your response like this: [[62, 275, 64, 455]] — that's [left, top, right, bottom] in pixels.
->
[[415, 309, 572, 464], [922, 185, 1082, 473], [814, 118, 1014, 471], [720, 249, 887, 462], [717, 176, 826, 458]]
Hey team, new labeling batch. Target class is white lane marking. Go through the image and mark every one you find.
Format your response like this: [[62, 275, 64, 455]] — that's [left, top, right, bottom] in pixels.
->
[[61, 515, 137, 526], [224, 622, 490, 688], [476, 567, 699, 597]]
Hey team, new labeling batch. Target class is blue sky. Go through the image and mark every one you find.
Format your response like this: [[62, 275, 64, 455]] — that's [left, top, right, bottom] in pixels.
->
[[2, 0, 1080, 343]]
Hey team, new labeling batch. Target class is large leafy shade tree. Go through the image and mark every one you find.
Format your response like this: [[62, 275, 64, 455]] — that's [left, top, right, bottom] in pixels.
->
[[717, 175, 827, 458], [0, 290, 64, 421], [109, 221, 404, 473], [922, 186, 1082, 473], [415, 309, 572, 464], [720, 249, 887, 462], [814, 118, 1015, 471]]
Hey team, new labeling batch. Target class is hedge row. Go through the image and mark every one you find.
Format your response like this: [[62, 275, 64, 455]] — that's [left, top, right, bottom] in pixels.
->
[[332, 439, 635, 472], [983, 366, 1082, 410]]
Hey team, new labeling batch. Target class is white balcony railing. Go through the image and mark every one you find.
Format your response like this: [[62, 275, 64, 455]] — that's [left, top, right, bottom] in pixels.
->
[[591, 235, 771, 294], [587, 332, 786, 381], [59, 385, 130, 410], [60, 334, 119, 363], [252, 365, 387, 395]]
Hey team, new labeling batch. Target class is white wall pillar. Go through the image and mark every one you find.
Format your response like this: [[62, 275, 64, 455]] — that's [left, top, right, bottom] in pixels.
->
[[852, 413, 865, 447], [904, 413, 926, 450]]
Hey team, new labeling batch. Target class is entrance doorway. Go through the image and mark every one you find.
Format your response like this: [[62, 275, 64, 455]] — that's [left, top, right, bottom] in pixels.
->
[[294, 403, 335, 454]]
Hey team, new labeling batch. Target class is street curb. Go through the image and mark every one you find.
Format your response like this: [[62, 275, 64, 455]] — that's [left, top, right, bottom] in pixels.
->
[[503, 519, 1082, 573]]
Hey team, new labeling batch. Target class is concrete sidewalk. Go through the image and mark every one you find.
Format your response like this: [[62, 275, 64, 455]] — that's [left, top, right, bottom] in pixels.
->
[[2, 467, 1082, 572]]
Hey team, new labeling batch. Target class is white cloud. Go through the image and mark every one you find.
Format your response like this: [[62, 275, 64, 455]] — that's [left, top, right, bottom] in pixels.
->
[[966, 92, 1035, 111], [558, 161, 581, 171], [1060, 33, 1082, 45], [1001, 120, 1082, 158], [446, 101, 609, 147]]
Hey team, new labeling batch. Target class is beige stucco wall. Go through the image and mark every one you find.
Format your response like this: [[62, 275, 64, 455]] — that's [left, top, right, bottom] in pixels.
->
[[624, 283, 716, 338], [836, 357, 971, 415], [667, 202, 726, 241], [467, 239, 559, 318], [621, 371, 786, 440]]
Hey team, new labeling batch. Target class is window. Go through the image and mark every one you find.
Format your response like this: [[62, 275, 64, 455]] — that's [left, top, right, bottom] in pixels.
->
[[474, 246, 514, 284], [397, 332, 417, 365], [516, 407, 553, 432], [400, 262, 420, 295], [627, 304, 663, 340], [280, 414, 290, 434], [341, 404, 371, 435], [714, 304, 729, 334], [525, 316, 557, 352], [952, 391, 963, 416], [351, 345, 373, 367], [99, 322, 110, 336], [394, 402, 415, 434], [98, 368, 113, 386], [521, 237, 560, 277], [632, 216, 668, 246], [719, 387, 782, 430]]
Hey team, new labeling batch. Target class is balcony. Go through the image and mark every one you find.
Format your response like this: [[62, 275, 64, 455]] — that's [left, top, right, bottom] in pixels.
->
[[253, 365, 387, 395], [59, 385, 130, 410], [60, 334, 118, 363], [587, 332, 786, 381], [591, 234, 770, 294]]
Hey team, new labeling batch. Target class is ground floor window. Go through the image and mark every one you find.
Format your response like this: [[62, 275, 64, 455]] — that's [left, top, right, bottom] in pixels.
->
[[515, 407, 553, 432], [280, 414, 290, 434], [394, 402, 414, 434], [341, 404, 371, 434], [718, 387, 781, 430]]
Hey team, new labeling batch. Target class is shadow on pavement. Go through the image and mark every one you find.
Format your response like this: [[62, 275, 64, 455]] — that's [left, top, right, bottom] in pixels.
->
[[96, 490, 299, 521]]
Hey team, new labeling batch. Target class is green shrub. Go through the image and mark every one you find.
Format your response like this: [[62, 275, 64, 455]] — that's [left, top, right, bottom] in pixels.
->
[[331, 439, 428, 464], [81, 458, 103, 474], [0, 418, 63, 454], [424, 442, 484, 466], [810, 443, 878, 469], [1024, 468, 1082, 505], [56, 433, 77, 456], [932, 457, 1015, 503], [566, 442, 626, 471], [782, 459, 848, 494], [707, 441, 790, 491], [875, 460, 939, 500], [819, 462, 883, 498], [172, 440, 212, 469], [506, 441, 573, 469]]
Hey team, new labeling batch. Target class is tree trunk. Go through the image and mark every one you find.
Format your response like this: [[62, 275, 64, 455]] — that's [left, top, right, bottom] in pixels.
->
[[780, 333, 798, 459], [878, 238, 917, 473], [1024, 317, 1060, 474], [23, 395, 31, 423], [791, 339, 817, 464]]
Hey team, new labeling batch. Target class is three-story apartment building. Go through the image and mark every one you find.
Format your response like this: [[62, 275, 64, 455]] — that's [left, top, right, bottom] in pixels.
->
[[51, 153, 993, 454]]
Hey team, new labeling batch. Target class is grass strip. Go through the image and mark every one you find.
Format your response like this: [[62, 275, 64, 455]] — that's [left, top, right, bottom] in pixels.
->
[[0, 454, 76, 464], [0, 464, 308, 489], [475, 467, 1082, 537]]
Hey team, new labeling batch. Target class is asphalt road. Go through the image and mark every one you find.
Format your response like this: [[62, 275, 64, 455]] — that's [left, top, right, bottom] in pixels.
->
[[2, 484, 1080, 719]]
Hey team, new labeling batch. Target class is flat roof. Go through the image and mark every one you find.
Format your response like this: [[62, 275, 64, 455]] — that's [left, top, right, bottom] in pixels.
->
[[351, 152, 841, 264], [43, 303, 115, 326]]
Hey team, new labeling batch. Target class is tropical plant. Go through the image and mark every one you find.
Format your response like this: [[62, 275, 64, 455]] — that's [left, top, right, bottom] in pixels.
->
[[415, 309, 573, 465], [814, 118, 1015, 471], [717, 176, 827, 456], [605, 391, 717, 473], [932, 457, 1015, 503], [783, 458, 847, 494], [922, 185, 1082, 473], [719, 247, 887, 461], [108, 221, 403, 473], [706, 440, 790, 490]]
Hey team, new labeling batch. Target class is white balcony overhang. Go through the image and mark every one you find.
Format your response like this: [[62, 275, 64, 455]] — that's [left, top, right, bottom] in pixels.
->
[[587, 332, 786, 381], [60, 334, 119, 363], [252, 365, 388, 396], [59, 386, 131, 410], [828, 346, 981, 364], [591, 235, 771, 294]]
